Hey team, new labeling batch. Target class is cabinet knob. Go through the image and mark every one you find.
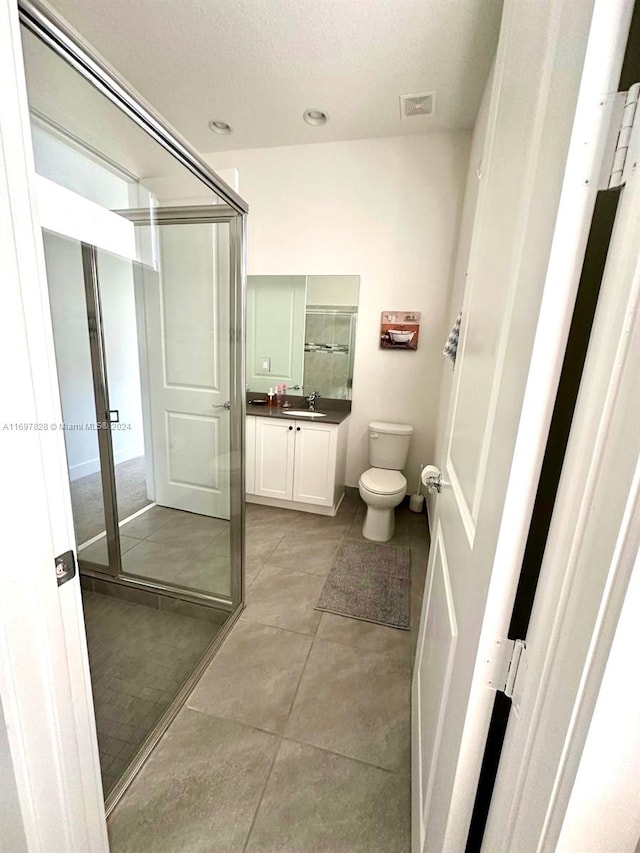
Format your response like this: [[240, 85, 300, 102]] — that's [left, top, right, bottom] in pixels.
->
[[296, 426, 301, 431], [288, 425, 293, 431]]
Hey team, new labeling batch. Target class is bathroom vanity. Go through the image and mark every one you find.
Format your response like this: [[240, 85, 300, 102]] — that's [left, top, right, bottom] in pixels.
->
[[245, 406, 350, 515], [244, 273, 357, 515]]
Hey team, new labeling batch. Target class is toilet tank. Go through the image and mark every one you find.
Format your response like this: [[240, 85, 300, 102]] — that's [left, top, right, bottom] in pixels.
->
[[368, 421, 413, 469]]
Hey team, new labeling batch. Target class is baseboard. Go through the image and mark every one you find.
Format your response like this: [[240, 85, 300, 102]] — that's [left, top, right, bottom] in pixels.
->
[[68, 447, 145, 481], [68, 457, 100, 481], [246, 493, 343, 517]]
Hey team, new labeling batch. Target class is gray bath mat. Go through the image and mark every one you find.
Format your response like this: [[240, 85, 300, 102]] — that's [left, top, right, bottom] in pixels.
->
[[315, 539, 411, 630]]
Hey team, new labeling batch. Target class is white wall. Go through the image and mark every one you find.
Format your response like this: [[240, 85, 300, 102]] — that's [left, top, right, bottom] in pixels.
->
[[44, 232, 145, 481], [100, 251, 146, 467], [207, 133, 470, 485], [43, 232, 100, 479], [307, 274, 359, 307], [36, 127, 148, 484], [31, 120, 132, 209]]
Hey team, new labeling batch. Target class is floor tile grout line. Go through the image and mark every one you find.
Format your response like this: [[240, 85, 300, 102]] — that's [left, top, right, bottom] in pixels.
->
[[282, 614, 319, 730], [245, 562, 265, 591], [228, 607, 412, 661], [241, 735, 284, 853], [255, 562, 335, 579], [307, 634, 413, 672], [183, 706, 410, 779], [281, 734, 412, 778], [234, 614, 320, 641]]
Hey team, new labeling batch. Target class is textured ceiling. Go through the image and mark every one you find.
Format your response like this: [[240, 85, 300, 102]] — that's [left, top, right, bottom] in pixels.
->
[[45, 0, 503, 154]]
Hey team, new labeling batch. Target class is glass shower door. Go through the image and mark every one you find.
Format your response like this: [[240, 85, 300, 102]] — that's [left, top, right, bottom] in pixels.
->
[[21, 4, 246, 805], [96, 215, 235, 601], [44, 225, 237, 603]]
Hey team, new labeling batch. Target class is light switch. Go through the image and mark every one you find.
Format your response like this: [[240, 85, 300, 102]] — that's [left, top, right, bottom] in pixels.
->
[[261, 357, 271, 372]]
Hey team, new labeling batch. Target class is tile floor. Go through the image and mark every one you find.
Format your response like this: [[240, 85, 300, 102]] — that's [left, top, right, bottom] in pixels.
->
[[78, 505, 232, 597], [83, 591, 220, 796], [107, 493, 430, 852]]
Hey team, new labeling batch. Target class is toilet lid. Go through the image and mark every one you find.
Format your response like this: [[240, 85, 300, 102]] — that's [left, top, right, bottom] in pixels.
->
[[360, 468, 406, 495]]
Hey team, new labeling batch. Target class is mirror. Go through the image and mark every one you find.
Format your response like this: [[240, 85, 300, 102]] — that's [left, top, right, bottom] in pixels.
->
[[246, 275, 360, 399]]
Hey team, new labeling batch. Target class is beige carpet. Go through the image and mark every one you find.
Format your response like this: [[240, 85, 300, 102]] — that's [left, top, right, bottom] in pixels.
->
[[70, 455, 152, 544]]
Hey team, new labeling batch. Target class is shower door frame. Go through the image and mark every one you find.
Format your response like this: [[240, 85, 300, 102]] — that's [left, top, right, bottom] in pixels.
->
[[19, 0, 248, 615], [18, 2, 247, 215], [78, 208, 245, 611], [79, 241, 123, 579]]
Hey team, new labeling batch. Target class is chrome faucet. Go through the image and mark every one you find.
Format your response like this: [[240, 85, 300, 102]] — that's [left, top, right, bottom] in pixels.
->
[[306, 390, 321, 411]]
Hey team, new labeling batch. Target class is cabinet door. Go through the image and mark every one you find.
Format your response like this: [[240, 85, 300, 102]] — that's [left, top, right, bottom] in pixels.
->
[[245, 416, 256, 495], [254, 418, 295, 499], [292, 422, 338, 506]]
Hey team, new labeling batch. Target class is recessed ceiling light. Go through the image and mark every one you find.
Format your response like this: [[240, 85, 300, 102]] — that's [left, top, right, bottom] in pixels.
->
[[303, 109, 328, 126], [208, 119, 232, 135]]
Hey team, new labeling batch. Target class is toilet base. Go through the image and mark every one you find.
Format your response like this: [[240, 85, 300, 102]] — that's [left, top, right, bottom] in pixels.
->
[[362, 506, 396, 542]]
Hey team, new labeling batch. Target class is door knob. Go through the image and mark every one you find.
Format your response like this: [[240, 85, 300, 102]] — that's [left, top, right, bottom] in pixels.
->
[[212, 401, 231, 410]]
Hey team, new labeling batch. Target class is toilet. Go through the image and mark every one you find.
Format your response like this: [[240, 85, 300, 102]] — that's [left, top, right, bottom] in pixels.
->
[[358, 421, 414, 542]]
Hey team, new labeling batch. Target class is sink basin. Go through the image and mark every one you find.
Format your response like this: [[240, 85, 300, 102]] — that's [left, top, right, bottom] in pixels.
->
[[285, 410, 327, 418]]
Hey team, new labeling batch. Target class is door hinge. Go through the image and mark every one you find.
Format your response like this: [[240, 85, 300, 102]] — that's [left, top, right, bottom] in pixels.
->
[[600, 82, 640, 189], [486, 638, 526, 700]]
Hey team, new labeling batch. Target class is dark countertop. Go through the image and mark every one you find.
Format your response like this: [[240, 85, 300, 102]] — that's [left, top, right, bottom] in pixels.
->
[[246, 403, 351, 425]]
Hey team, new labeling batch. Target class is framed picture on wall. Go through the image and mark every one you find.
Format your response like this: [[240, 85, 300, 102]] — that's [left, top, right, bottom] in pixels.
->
[[380, 311, 421, 350]]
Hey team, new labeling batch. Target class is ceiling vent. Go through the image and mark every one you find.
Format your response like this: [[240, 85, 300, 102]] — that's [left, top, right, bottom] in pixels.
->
[[400, 92, 436, 119]]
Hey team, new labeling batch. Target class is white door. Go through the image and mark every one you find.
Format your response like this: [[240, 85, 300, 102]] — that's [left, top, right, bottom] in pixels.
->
[[411, 0, 627, 849], [1, 2, 108, 846], [144, 219, 231, 518], [292, 422, 337, 506], [254, 417, 295, 499], [483, 74, 640, 850]]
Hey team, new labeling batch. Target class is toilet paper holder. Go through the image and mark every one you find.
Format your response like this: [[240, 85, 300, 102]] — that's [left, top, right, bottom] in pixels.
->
[[421, 465, 443, 494]]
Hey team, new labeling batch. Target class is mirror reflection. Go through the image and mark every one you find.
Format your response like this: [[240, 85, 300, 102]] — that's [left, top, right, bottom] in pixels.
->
[[246, 275, 359, 399]]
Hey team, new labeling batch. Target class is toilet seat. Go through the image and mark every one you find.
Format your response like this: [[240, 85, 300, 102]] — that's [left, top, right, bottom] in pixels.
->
[[359, 467, 406, 495]]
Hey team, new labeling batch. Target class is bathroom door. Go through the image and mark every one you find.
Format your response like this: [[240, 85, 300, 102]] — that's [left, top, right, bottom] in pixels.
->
[[410, 0, 625, 850]]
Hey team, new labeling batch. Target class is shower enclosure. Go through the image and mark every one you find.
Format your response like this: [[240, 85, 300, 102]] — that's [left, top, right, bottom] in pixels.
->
[[19, 0, 247, 807]]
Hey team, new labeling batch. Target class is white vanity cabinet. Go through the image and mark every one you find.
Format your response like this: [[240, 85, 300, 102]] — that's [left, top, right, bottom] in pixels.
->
[[246, 414, 349, 515], [253, 417, 296, 500]]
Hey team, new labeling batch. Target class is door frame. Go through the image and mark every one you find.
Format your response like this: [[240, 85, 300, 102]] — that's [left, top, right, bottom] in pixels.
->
[[1, 0, 108, 847], [465, 0, 637, 845], [483, 98, 640, 849], [413, 0, 635, 849]]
